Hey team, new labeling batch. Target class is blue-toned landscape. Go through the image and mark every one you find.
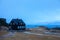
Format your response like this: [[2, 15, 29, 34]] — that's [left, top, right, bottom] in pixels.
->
[[0, 0, 60, 40]]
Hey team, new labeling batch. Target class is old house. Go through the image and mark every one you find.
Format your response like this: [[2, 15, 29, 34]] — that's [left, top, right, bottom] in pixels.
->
[[9, 18, 26, 30]]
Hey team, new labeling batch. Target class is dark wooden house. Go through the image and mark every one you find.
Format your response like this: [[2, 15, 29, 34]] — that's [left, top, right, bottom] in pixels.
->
[[9, 18, 26, 30]]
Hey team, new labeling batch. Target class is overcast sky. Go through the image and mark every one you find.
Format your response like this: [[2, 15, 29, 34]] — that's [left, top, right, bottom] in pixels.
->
[[0, 0, 60, 25]]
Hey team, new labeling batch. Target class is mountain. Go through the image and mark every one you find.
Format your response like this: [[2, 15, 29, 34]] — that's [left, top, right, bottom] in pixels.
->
[[47, 22, 60, 25], [26, 21, 60, 28], [34, 21, 60, 28], [45, 21, 60, 28]]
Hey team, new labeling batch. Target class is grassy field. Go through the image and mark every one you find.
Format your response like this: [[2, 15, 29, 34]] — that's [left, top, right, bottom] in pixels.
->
[[0, 31, 8, 36], [0, 31, 60, 40], [0, 27, 60, 40]]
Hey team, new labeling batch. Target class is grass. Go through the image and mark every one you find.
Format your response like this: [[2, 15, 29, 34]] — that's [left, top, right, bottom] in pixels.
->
[[0, 31, 8, 36], [0, 32, 60, 40]]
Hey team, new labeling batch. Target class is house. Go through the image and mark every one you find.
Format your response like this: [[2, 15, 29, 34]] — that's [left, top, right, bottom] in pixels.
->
[[9, 18, 26, 30]]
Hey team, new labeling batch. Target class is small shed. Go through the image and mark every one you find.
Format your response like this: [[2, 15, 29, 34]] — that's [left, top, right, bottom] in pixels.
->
[[0, 18, 8, 26], [0, 18, 8, 31]]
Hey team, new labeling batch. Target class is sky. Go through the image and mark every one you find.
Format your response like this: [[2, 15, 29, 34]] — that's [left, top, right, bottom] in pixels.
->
[[0, 0, 60, 25]]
